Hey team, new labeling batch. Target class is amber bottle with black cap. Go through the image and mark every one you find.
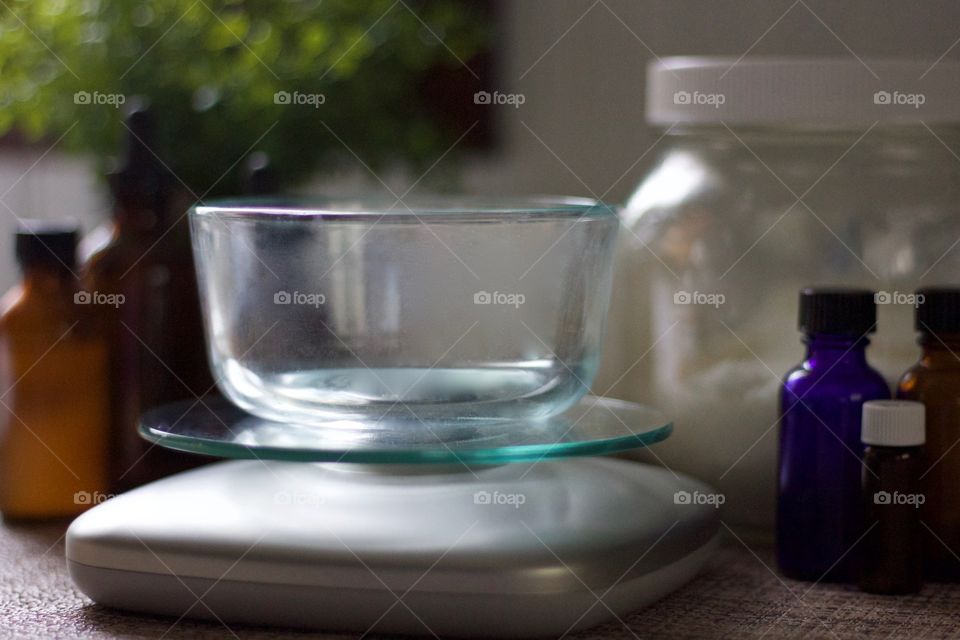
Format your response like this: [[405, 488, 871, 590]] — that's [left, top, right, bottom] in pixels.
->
[[0, 221, 109, 519], [897, 287, 960, 581], [81, 99, 212, 492]]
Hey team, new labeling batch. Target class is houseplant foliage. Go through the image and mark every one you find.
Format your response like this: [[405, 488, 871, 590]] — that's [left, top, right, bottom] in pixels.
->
[[0, 0, 488, 195]]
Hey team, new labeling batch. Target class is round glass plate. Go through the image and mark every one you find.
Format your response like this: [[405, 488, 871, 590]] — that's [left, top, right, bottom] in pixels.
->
[[139, 396, 672, 464]]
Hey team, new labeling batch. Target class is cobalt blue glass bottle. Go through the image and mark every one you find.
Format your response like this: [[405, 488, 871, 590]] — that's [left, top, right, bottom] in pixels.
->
[[777, 288, 890, 581]]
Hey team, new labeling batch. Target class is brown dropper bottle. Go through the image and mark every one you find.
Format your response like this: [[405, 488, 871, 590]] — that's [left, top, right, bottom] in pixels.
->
[[897, 287, 960, 581], [0, 222, 109, 520], [81, 99, 213, 492]]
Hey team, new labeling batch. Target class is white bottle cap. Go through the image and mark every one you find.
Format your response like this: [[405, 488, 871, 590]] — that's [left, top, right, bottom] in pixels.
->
[[861, 400, 925, 447], [646, 57, 960, 126]]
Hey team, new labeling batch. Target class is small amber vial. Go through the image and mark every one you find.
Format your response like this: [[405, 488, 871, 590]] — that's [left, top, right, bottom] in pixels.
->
[[0, 221, 109, 520], [859, 400, 924, 595]]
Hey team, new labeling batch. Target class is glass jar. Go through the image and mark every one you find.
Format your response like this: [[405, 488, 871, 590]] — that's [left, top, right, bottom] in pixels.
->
[[598, 58, 960, 534]]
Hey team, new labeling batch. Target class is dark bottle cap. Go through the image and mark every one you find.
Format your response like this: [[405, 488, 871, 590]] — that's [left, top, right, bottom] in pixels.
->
[[241, 151, 280, 196], [915, 287, 960, 335], [798, 287, 877, 336], [15, 219, 78, 273]]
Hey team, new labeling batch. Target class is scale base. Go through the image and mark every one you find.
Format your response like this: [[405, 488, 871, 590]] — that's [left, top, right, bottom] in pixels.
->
[[67, 458, 719, 637]]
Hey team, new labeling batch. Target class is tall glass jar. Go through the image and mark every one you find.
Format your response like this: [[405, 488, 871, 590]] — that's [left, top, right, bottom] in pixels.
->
[[598, 58, 960, 535]]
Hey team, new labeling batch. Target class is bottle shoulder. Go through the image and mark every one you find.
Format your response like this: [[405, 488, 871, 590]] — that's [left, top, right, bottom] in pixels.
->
[[82, 224, 190, 283], [77, 222, 116, 264], [82, 234, 145, 279], [0, 285, 26, 323], [898, 361, 960, 399], [0, 286, 78, 337], [782, 358, 888, 395]]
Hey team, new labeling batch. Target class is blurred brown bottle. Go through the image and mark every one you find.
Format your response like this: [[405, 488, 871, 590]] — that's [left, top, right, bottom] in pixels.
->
[[80, 99, 213, 492], [897, 287, 960, 581], [0, 222, 109, 520]]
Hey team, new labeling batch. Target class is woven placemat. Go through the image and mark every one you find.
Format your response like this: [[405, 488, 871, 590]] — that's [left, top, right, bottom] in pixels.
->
[[2, 522, 958, 639], [584, 538, 960, 640]]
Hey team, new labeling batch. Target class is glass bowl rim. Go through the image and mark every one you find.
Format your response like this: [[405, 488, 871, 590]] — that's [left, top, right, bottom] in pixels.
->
[[191, 195, 618, 221]]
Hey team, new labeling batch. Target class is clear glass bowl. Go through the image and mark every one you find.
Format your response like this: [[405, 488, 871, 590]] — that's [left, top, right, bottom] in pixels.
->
[[190, 197, 618, 425]]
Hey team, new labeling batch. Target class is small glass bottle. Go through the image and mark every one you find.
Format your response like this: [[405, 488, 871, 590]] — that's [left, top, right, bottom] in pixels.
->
[[897, 287, 960, 581], [0, 222, 109, 520], [777, 288, 891, 581], [859, 400, 924, 595]]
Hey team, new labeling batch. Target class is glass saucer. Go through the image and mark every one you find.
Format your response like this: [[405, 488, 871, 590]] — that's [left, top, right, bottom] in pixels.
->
[[139, 396, 671, 464]]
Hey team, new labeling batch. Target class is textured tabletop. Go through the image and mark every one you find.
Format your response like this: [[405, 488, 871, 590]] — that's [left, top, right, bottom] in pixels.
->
[[2, 521, 960, 639]]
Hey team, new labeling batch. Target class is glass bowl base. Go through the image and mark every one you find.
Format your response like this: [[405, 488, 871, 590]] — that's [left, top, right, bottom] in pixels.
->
[[139, 395, 672, 464]]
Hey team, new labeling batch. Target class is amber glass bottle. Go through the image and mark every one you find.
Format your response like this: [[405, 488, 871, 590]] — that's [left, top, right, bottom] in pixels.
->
[[0, 222, 109, 520], [897, 287, 960, 581], [81, 101, 213, 492]]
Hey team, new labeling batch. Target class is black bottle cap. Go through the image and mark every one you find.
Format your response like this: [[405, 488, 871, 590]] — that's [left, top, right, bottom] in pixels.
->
[[916, 287, 960, 335], [241, 151, 280, 196], [798, 287, 877, 336], [15, 219, 78, 273]]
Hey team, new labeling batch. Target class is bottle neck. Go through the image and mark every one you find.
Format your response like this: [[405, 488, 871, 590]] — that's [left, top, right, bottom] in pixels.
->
[[803, 333, 870, 368], [114, 201, 163, 235], [21, 264, 76, 295], [919, 332, 960, 367]]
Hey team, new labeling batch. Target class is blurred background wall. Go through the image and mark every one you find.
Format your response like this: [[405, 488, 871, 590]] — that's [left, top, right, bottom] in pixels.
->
[[3, 0, 960, 290]]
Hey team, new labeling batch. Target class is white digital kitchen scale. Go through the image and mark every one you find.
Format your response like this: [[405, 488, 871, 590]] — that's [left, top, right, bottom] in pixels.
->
[[66, 396, 719, 637]]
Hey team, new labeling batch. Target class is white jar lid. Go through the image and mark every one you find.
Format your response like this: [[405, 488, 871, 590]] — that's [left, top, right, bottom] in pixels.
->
[[861, 400, 925, 447], [646, 57, 960, 126]]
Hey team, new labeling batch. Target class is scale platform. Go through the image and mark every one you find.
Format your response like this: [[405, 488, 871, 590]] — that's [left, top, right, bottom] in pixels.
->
[[66, 396, 719, 638]]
